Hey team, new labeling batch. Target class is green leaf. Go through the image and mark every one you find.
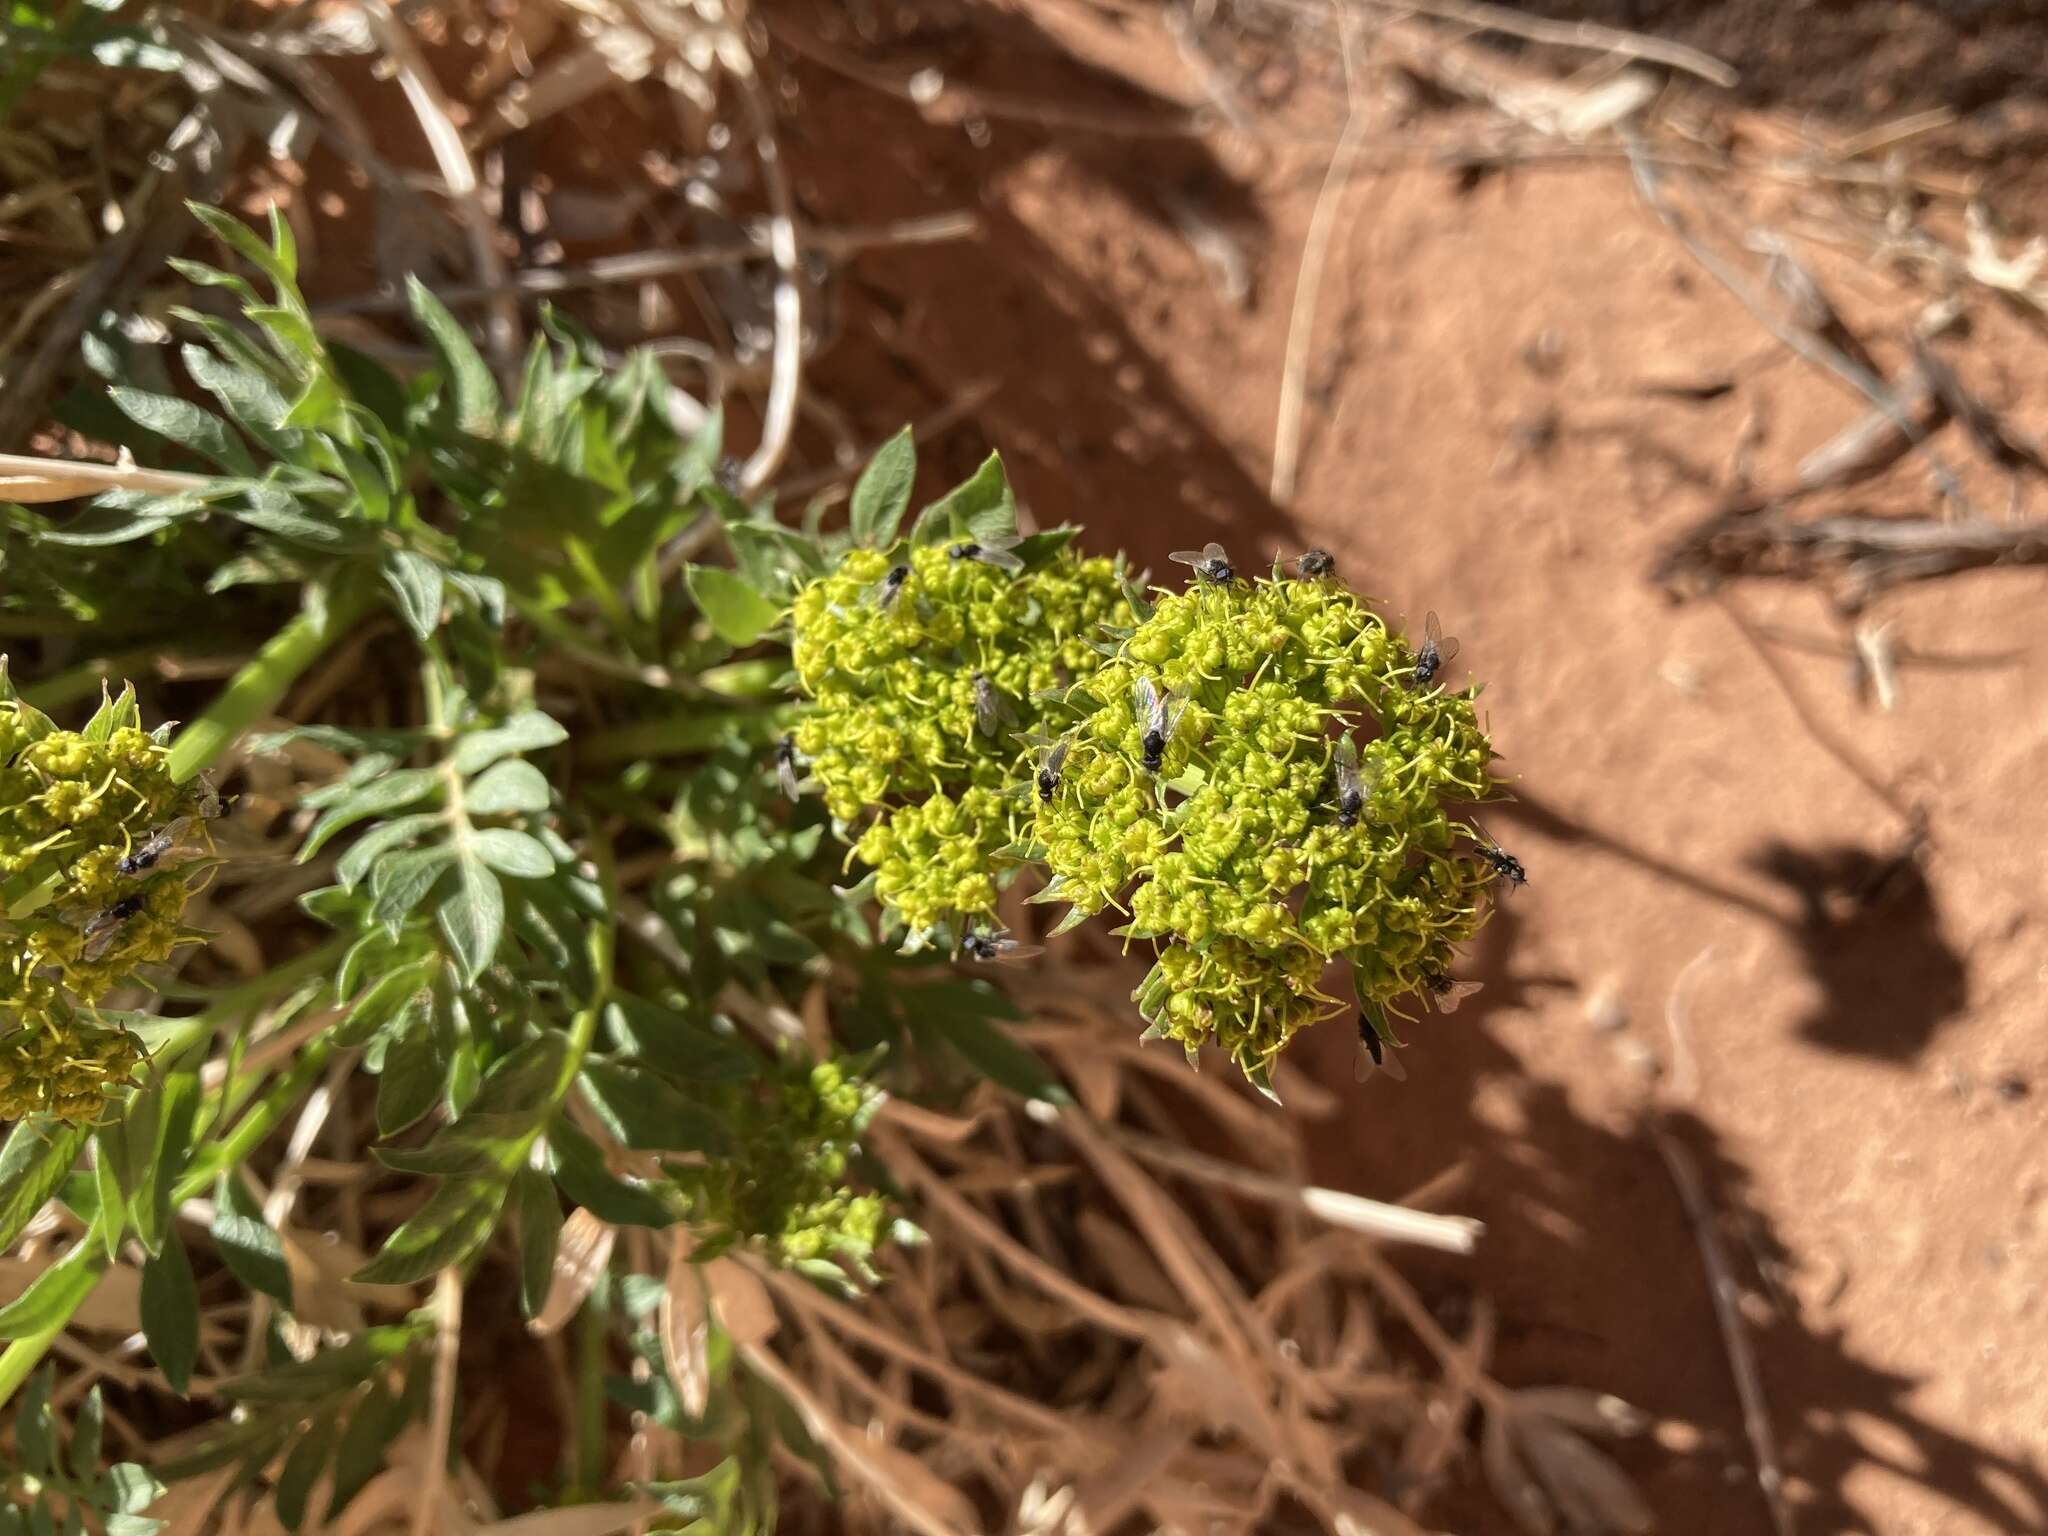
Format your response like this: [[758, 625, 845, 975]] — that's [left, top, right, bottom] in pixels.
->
[[0, 1118, 88, 1252], [210, 1173, 292, 1308], [437, 857, 504, 985], [468, 827, 554, 879], [141, 1234, 200, 1394], [182, 345, 289, 444], [920, 450, 1015, 544], [336, 811, 443, 892], [545, 1119, 674, 1228], [273, 1410, 335, 1531], [188, 203, 292, 291], [300, 768, 441, 860], [913, 982, 1070, 1104], [369, 846, 457, 931], [602, 996, 759, 1083], [849, 426, 915, 548], [330, 1380, 406, 1518], [106, 386, 255, 475], [70, 1383, 105, 1481], [15, 1365, 53, 1474], [135, 1065, 200, 1257], [351, 1171, 513, 1286], [374, 1002, 443, 1137], [103, 1462, 166, 1517], [512, 1166, 562, 1319], [576, 1061, 729, 1154], [0, 1233, 104, 1339], [675, 405, 724, 497], [450, 711, 568, 777], [381, 549, 445, 640], [334, 961, 433, 1048], [407, 275, 500, 435], [684, 565, 781, 647], [463, 759, 550, 816], [216, 1327, 419, 1403]]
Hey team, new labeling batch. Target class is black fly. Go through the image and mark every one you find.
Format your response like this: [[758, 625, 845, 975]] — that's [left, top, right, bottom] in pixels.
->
[[1035, 735, 1072, 803], [1133, 677, 1185, 775], [971, 673, 1016, 740], [1355, 1010, 1409, 1083], [948, 534, 1025, 574], [1421, 971, 1485, 1014], [117, 817, 192, 877], [1472, 827, 1527, 890], [1411, 611, 1460, 688], [868, 563, 913, 611], [773, 735, 803, 802], [1169, 542, 1234, 585], [961, 927, 1044, 965], [81, 895, 146, 961], [1294, 548, 1336, 578], [1331, 737, 1375, 829]]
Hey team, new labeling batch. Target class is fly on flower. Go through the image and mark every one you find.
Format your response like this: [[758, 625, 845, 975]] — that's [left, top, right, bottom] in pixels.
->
[[1355, 1007, 1408, 1083], [1421, 971, 1484, 1014], [1411, 611, 1460, 689], [1293, 547, 1337, 578], [960, 926, 1044, 965], [867, 563, 914, 611], [1331, 737, 1378, 829], [1169, 542, 1234, 585], [773, 734, 803, 801], [948, 533, 1025, 574], [1033, 733, 1072, 803], [80, 895, 146, 962], [1470, 825, 1527, 891], [971, 672, 1018, 740], [1133, 677, 1186, 775], [116, 817, 194, 877]]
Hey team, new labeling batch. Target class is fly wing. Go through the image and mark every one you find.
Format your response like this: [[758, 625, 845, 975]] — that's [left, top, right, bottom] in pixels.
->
[[1168, 549, 1207, 569], [1133, 676, 1162, 734], [977, 547, 1025, 573], [1203, 542, 1228, 564], [1436, 979, 1484, 1014], [1334, 736, 1362, 798], [1043, 735, 1071, 778], [775, 754, 801, 802], [1159, 689, 1188, 744], [1423, 612, 1443, 652], [993, 939, 1046, 964]]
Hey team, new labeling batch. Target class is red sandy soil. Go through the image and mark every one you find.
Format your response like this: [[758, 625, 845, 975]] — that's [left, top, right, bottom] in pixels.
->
[[270, 1, 2047, 1529]]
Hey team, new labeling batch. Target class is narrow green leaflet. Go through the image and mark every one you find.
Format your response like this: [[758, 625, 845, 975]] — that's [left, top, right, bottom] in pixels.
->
[[576, 1060, 729, 1154], [918, 449, 1017, 544], [437, 855, 505, 984], [910, 981, 1070, 1105], [14, 1365, 53, 1474], [210, 1173, 292, 1308], [300, 768, 441, 861], [449, 710, 567, 776], [181, 345, 289, 444], [512, 1165, 562, 1319], [105, 386, 255, 475], [0, 1228, 106, 1339], [685, 565, 781, 647], [369, 845, 457, 931], [468, 827, 555, 879], [462, 759, 550, 816], [381, 549, 446, 640], [141, 1233, 200, 1394], [407, 275, 501, 435], [0, 1118, 88, 1251], [848, 425, 915, 548], [335, 812, 444, 892]]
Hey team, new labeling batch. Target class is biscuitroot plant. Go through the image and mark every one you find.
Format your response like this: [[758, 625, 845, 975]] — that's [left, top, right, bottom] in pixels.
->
[[0, 200, 1515, 1533], [788, 482, 1513, 1092]]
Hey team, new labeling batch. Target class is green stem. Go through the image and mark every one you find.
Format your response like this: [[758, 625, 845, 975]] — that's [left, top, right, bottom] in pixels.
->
[[0, 1317, 66, 1407], [576, 704, 795, 766], [166, 583, 375, 784], [175, 1033, 338, 1202]]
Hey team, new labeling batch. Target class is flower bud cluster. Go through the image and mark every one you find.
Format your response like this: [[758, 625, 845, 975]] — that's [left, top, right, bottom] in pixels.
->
[[1028, 567, 1501, 1085], [0, 689, 204, 1122], [674, 1056, 887, 1270], [790, 542, 1126, 939]]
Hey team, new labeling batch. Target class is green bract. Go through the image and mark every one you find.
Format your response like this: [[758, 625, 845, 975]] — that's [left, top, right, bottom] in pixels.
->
[[0, 677, 208, 1121], [790, 540, 1126, 941]]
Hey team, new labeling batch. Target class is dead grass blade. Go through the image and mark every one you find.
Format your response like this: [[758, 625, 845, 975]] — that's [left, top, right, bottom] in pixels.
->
[[530, 1208, 616, 1338], [659, 1235, 711, 1419]]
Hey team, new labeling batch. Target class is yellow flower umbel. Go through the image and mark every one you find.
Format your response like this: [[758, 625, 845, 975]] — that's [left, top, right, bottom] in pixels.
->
[[0, 671, 209, 1122], [1025, 558, 1504, 1092], [790, 538, 1127, 945]]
